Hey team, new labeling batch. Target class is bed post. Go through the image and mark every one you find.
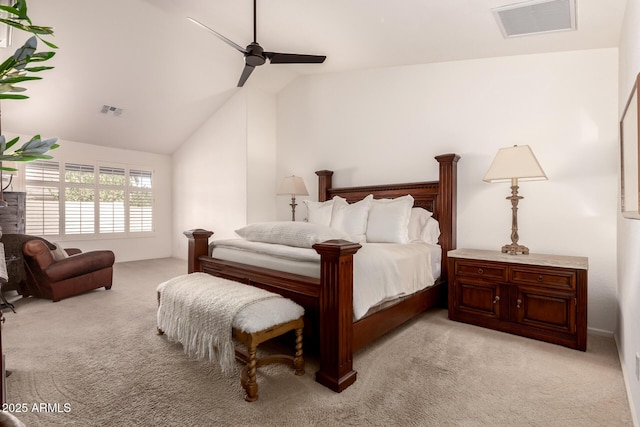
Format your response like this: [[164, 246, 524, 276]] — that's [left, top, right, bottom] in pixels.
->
[[312, 239, 362, 392], [434, 154, 460, 285], [316, 170, 333, 202], [184, 229, 214, 273]]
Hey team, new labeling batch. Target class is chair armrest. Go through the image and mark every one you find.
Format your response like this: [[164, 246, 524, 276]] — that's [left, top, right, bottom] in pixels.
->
[[23, 239, 56, 270], [44, 250, 115, 283]]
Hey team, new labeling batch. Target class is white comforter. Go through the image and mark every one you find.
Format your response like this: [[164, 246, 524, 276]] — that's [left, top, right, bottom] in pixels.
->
[[211, 240, 441, 320]]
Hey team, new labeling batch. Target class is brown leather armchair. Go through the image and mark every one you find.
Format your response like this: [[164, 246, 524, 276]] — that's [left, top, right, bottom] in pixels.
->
[[22, 240, 115, 302]]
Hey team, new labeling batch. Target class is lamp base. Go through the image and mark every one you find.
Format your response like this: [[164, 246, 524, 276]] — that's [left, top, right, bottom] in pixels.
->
[[501, 243, 529, 255]]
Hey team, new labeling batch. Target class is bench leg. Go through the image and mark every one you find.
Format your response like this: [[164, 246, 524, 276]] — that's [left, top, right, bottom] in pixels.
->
[[241, 345, 259, 402], [294, 327, 305, 376]]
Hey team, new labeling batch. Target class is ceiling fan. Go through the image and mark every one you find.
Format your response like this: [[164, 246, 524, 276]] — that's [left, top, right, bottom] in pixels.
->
[[188, 0, 326, 87]]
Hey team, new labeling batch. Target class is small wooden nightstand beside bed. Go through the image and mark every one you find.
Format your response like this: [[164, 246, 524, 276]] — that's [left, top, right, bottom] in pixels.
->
[[448, 248, 588, 351]]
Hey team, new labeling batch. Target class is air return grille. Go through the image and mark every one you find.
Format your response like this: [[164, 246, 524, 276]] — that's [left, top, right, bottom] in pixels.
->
[[493, 0, 576, 38]]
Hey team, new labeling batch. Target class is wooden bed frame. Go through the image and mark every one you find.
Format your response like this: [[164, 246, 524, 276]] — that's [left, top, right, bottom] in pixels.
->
[[185, 153, 459, 393]]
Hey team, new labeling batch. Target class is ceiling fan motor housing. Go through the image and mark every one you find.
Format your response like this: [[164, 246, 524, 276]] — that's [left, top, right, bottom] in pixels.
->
[[188, 0, 325, 87], [245, 42, 266, 66]]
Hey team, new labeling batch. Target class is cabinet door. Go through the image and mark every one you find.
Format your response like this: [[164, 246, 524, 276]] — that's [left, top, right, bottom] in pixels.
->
[[514, 286, 576, 334], [453, 278, 501, 320]]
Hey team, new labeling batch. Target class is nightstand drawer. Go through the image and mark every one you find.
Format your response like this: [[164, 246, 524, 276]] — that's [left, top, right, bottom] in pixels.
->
[[510, 267, 576, 291], [455, 260, 507, 281]]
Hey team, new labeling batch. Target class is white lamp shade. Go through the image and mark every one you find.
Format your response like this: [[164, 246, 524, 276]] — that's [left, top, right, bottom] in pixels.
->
[[277, 175, 309, 196], [483, 145, 548, 183]]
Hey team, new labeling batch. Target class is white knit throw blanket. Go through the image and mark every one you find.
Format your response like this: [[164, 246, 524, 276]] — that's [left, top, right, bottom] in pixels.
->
[[157, 273, 281, 373]]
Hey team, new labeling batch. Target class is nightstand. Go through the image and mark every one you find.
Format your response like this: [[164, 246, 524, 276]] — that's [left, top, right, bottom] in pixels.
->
[[448, 249, 588, 351]]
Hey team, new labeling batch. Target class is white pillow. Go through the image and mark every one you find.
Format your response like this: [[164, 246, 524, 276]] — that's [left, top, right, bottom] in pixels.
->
[[366, 195, 414, 243], [408, 207, 434, 242], [329, 195, 373, 243], [303, 196, 345, 226], [51, 243, 69, 261], [421, 217, 441, 245], [235, 222, 350, 248]]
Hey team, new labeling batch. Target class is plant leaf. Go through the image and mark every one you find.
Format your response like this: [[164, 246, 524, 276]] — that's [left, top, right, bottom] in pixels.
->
[[0, 6, 20, 16], [24, 66, 54, 72], [25, 25, 54, 36], [5, 136, 19, 150], [0, 94, 28, 99], [40, 38, 57, 49], [12, 36, 37, 70], [0, 76, 41, 84]]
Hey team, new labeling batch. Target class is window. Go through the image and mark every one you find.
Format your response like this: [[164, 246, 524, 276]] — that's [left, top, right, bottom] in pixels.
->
[[25, 161, 154, 237], [25, 161, 60, 236], [129, 169, 153, 232], [99, 166, 125, 233], [65, 163, 95, 234]]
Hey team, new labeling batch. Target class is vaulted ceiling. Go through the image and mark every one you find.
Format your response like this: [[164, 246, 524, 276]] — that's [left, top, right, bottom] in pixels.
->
[[1, 0, 627, 155]]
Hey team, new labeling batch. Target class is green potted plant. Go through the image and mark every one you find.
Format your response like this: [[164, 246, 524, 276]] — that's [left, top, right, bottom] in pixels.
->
[[0, 0, 58, 206]]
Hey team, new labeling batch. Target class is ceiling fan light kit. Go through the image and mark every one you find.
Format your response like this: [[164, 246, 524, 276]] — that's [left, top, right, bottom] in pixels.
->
[[188, 0, 326, 87]]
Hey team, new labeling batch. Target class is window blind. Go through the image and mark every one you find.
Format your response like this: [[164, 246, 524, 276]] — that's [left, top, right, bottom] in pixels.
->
[[25, 161, 154, 237]]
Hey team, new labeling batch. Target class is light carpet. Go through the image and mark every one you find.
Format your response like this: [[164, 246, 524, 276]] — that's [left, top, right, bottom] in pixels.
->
[[1, 258, 633, 426]]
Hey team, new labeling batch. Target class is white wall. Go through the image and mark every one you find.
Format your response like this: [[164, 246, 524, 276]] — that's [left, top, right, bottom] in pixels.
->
[[6, 136, 173, 262], [171, 88, 278, 259], [277, 49, 619, 334], [617, 0, 640, 422], [247, 88, 278, 224], [172, 90, 248, 260]]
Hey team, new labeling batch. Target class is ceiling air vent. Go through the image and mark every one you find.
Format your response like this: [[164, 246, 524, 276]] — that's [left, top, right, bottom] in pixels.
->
[[493, 0, 576, 38]]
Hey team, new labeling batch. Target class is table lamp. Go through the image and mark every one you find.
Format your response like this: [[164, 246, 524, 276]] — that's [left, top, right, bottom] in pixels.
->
[[277, 175, 308, 221], [483, 145, 547, 255]]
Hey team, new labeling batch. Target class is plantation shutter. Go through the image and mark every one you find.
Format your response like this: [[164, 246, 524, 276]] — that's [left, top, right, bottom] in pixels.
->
[[99, 166, 126, 233], [64, 163, 95, 234], [25, 161, 60, 236], [129, 169, 153, 232], [25, 161, 153, 237]]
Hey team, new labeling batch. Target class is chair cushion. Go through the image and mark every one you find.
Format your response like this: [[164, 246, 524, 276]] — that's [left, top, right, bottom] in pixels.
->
[[45, 250, 114, 282]]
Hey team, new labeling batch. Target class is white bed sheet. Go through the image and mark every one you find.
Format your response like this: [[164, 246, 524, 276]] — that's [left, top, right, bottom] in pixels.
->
[[210, 239, 441, 320]]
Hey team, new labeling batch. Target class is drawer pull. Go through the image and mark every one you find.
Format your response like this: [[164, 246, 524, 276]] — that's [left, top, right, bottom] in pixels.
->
[[478, 268, 483, 275], [516, 298, 522, 309], [537, 275, 543, 282], [493, 295, 500, 304]]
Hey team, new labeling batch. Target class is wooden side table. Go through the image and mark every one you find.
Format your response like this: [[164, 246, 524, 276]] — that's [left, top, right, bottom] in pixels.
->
[[448, 249, 588, 351]]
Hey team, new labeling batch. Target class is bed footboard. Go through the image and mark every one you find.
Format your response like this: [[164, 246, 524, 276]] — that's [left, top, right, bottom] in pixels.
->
[[184, 230, 362, 393]]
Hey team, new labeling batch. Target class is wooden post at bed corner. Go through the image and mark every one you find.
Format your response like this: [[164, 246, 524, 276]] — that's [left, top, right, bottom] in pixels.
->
[[434, 153, 460, 285], [316, 170, 333, 202], [184, 229, 214, 273], [312, 239, 362, 392]]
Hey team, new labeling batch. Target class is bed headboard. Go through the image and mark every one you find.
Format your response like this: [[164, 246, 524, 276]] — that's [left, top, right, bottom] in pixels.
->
[[315, 153, 460, 283]]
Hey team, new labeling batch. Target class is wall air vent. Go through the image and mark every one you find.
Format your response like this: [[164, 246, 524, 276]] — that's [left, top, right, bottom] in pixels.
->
[[493, 0, 576, 38], [100, 104, 123, 116]]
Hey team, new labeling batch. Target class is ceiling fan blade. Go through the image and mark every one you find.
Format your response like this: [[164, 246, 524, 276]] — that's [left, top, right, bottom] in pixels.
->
[[238, 64, 255, 87], [187, 17, 247, 54], [264, 52, 326, 64]]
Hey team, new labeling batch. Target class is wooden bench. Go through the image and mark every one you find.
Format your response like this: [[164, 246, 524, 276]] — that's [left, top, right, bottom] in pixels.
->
[[156, 273, 305, 401], [233, 316, 304, 401]]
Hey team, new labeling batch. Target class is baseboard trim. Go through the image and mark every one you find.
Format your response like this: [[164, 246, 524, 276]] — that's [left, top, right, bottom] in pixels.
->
[[587, 326, 614, 337], [614, 333, 639, 427]]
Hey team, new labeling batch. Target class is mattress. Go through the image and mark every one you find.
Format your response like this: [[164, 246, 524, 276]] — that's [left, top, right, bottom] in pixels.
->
[[210, 239, 442, 320]]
